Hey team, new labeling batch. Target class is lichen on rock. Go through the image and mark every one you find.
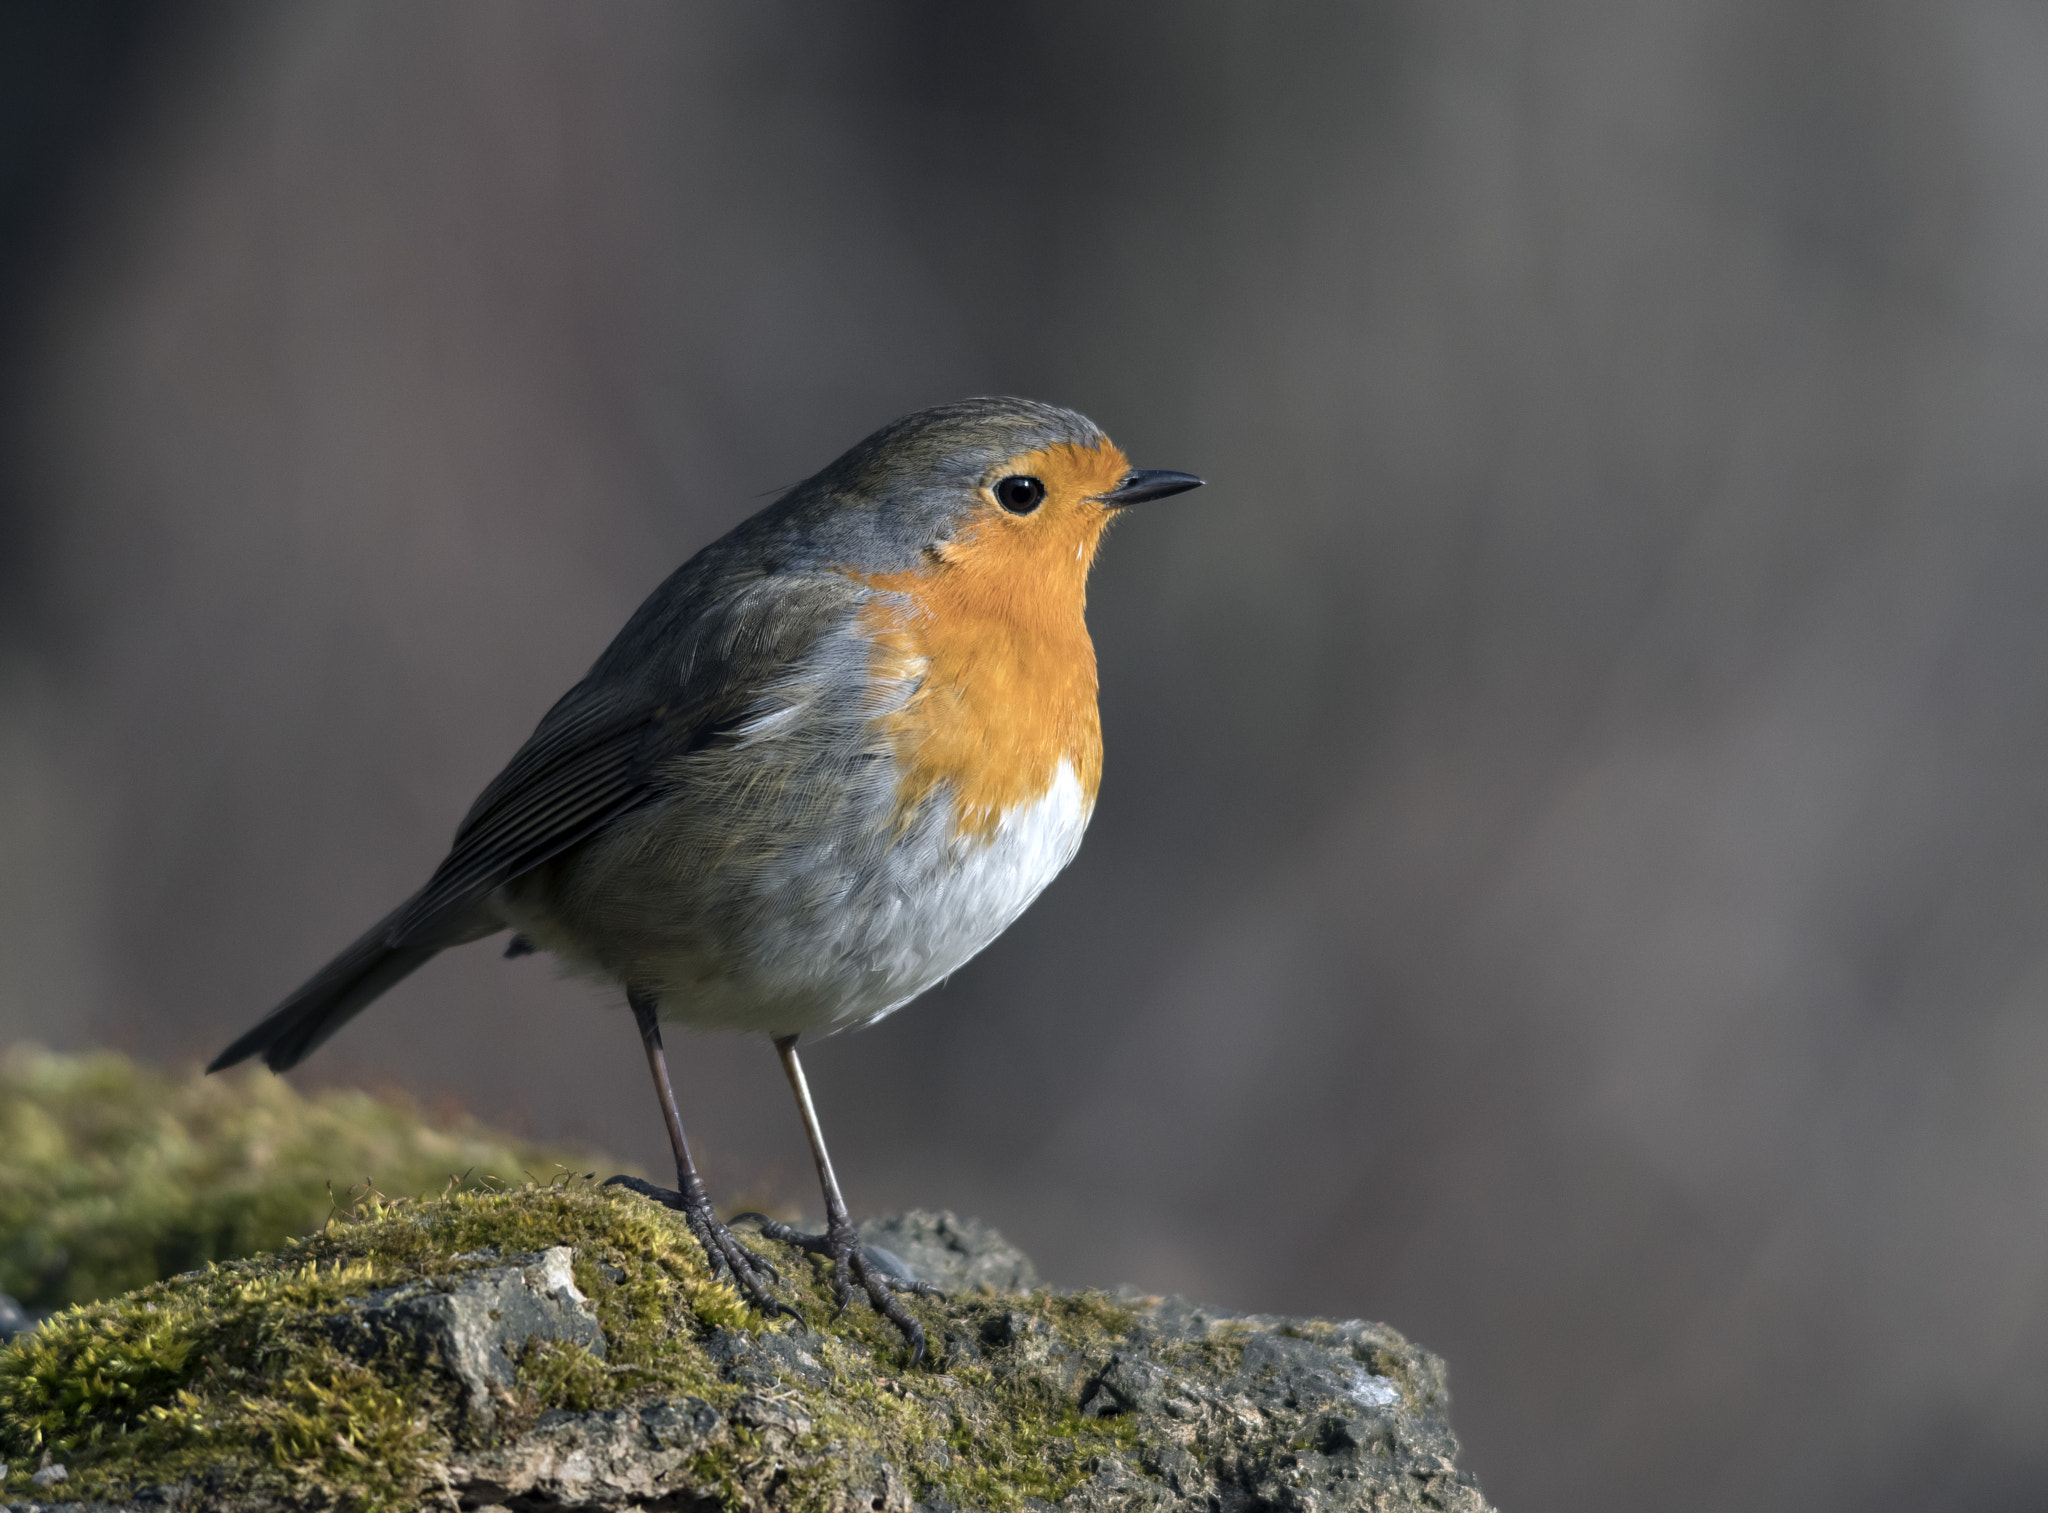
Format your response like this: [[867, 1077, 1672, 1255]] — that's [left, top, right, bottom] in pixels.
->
[[0, 1181, 1491, 1512]]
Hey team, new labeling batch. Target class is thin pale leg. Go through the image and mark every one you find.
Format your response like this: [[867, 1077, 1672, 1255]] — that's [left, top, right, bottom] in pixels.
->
[[602, 989, 789, 1315], [747, 1034, 937, 1363]]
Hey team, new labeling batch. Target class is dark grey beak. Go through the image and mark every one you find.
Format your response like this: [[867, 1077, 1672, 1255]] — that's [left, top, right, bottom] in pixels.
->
[[1100, 469, 1205, 507]]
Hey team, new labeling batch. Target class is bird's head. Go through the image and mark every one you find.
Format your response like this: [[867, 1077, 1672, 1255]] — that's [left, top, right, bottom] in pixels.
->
[[769, 398, 1202, 603]]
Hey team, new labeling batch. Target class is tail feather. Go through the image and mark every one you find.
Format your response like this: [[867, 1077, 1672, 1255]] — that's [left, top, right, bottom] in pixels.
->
[[208, 912, 444, 1074]]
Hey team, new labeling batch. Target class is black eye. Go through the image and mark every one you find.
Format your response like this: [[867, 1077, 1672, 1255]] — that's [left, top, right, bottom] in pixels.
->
[[994, 475, 1046, 514]]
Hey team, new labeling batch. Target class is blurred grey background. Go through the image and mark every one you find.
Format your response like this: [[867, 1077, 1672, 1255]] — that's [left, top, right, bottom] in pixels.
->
[[4, 1, 2047, 1507]]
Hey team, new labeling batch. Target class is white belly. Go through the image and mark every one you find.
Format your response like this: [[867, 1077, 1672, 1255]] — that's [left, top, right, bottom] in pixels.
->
[[832, 757, 1095, 1026], [507, 758, 1095, 1036]]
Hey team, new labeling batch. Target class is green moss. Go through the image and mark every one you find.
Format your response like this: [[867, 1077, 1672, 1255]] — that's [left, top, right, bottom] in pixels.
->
[[0, 1178, 1150, 1511], [0, 1181, 734, 1506], [773, 1288, 1144, 1511], [0, 1046, 616, 1310], [1155, 1315, 1252, 1380], [0, 1052, 1157, 1511]]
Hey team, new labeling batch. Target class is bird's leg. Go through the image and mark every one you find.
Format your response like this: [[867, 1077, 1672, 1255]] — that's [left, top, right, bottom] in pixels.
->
[[602, 989, 789, 1316], [745, 1034, 938, 1363]]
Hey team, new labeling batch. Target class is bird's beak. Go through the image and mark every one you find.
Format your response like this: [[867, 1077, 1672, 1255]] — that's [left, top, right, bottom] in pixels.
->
[[1099, 469, 1205, 507]]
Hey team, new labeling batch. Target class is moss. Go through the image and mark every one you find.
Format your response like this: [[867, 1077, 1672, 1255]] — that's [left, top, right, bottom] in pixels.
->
[[0, 1046, 616, 1311], [1155, 1315, 1252, 1380], [0, 1181, 724, 1506], [775, 1288, 1144, 1511], [0, 1178, 1153, 1512], [0, 1052, 1164, 1511], [0, 1246, 441, 1505]]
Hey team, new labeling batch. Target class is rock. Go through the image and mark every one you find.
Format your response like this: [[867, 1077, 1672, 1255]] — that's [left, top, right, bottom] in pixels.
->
[[436, 1221, 1492, 1513], [855, 1210, 1041, 1294], [0, 1296, 39, 1344], [0, 1193, 1493, 1512], [327, 1245, 604, 1424], [1047, 1298, 1489, 1513], [451, 1399, 727, 1509]]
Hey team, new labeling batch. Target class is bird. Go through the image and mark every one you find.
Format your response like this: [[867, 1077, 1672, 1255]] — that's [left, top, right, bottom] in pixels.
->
[[207, 397, 1202, 1360]]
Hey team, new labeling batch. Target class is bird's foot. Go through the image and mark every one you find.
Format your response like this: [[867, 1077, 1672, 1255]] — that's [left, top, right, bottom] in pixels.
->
[[737, 1214, 940, 1364], [603, 1175, 796, 1320]]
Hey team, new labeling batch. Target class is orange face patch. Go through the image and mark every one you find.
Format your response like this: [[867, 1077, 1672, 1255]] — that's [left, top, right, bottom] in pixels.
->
[[852, 439, 1130, 839]]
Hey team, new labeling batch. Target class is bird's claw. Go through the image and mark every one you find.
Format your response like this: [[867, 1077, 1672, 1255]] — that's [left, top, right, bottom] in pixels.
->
[[603, 1175, 798, 1320], [737, 1214, 936, 1362]]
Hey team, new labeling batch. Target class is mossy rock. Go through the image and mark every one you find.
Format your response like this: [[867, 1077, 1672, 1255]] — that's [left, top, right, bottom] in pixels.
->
[[0, 1047, 614, 1312], [0, 1185, 1493, 1512]]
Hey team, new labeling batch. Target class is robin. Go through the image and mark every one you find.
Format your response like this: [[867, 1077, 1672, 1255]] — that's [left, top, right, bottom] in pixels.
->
[[208, 397, 1202, 1359]]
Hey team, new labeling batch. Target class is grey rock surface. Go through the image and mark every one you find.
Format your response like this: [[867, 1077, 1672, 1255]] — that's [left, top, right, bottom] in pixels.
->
[[930, 1290, 1488, 1513], [443, 1222, 1487, 1513], [856, 1210, 1042, 1294], [327, 1245, 604, 1424], [452, 1399, 729, 1511], [432, 1304, 1491, 1513], [4, 1217, 1490, 1513], [0, 1295, 41, 1344], [1061, 1298, 1488, 1513]]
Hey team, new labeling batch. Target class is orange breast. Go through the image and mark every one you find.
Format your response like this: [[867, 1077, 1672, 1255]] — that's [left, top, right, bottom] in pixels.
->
[[851, 440, 1128, 840]]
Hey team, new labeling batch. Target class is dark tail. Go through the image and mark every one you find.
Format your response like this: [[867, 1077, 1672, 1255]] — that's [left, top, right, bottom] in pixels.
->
[[208, 910, 444, 1074]]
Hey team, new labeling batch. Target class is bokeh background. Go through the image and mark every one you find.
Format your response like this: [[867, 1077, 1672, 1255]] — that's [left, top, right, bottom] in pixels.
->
[[5, 2, 2048, 1507]]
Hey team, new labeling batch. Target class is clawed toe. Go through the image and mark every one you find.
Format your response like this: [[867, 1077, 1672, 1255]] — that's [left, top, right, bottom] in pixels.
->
[[603, 1174, 683, 1207], [735, 1215, 931, 1363], [846, 1241, 930, 1363], [692, 1210, 783, 1285], [736, 1215, 854, 1311], [736, 1214, 821, 1252], [605, 1176, 795, 1319], [864, 1245, 944, 1298]]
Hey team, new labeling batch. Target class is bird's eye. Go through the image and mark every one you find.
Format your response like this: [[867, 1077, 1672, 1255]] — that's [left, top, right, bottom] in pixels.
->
[[994, 475, 1046, 514]]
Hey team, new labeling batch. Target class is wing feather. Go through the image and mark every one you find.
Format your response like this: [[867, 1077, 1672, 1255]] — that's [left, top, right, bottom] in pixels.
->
[[385, 574, 860, 946]]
